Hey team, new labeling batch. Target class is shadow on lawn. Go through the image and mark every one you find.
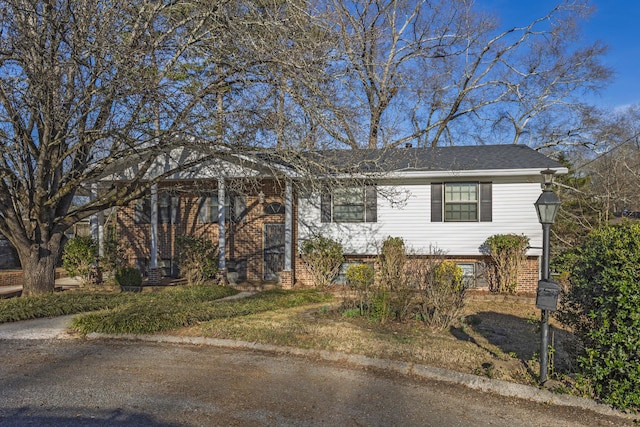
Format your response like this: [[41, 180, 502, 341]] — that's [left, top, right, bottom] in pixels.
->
[[451, 311, 577, 375]]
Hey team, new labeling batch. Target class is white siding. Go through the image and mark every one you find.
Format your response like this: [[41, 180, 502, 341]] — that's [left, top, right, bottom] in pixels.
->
[[297, 177, 543, 257]]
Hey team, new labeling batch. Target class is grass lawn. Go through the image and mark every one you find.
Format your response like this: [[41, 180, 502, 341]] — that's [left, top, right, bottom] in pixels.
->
[[0, 285, 579, 393], [171, 294, 577, 389]]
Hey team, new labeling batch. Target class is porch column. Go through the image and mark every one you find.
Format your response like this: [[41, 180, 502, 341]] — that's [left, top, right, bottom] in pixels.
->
[[89, 184, 99, 241], [218, 178, 226, 272], [149, 184, 159, 283], [97, 211, 104, 257], [282, 178, 294, 288], [89, 183, 103, 284]]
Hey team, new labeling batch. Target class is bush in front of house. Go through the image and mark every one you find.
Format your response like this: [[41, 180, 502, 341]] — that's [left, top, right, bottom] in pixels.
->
[[176, 235, 219, 285], [346, 263, 375, 315], [340, 237, 466, 329], [557, 223, 640, 411], [300, 235, 344, 287], [62, 236, 98, 285], [114, 267, 142, 289], [376, 236, 411, 322], [483, 233, 529, 293], [418, 260, 466, 330], [100, 231, 129, 284]]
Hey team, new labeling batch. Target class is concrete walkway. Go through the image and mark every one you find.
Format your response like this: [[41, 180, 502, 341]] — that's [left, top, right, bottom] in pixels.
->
[[0, 315, 76, 339]]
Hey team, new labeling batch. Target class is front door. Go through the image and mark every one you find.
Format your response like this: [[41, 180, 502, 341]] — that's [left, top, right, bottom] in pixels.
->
[[263, 223, 285, 281]]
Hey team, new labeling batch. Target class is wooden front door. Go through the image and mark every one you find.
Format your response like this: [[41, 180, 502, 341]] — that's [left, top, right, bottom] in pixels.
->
[[263, 223, 285, 281]]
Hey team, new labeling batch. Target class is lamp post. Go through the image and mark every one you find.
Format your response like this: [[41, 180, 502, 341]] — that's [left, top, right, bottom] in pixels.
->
[[534, 168, 561, 385]]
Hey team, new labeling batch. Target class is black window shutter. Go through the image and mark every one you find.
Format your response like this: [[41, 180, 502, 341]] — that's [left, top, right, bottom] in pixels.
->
[[321, 192, 332, 223], [365, 186, 377, 222], [431, 183, 443, 222], [232, 195, 246, 223], [480, 182, 492, 222], [135, 198, 151, 224]]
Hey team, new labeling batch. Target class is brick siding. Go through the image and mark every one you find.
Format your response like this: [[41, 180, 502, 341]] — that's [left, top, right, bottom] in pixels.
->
[[117, 179, 288, 284], [0, 268, 68, 288], [116, 178, 541, 293], [295, 252, 540, 294]]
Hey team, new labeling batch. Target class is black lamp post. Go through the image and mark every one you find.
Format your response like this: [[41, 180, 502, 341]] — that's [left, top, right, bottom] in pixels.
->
[[534, 168, 561, 385]]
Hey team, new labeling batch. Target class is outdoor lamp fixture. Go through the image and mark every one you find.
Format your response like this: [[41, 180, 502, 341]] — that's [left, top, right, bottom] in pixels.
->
[[533, 168, 562, 385], [258, 190, 265, 204], [535, 169, 561, 224]]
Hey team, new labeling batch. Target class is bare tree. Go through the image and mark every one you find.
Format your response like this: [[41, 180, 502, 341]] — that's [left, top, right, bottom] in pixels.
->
[[0, 0, 334, 295], [582, 106, 640, 215], [547, 105, 640, 249], [318, 0, 610, 149]]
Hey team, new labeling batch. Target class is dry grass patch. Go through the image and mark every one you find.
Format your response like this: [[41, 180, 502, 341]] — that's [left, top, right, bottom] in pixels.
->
[[173, 297, 570, 386]]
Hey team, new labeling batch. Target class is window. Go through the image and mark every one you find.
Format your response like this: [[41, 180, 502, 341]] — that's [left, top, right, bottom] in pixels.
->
[[134, 198, 151, 224], [321, 186, 377, 223], [431, 182, 492, 222], [134, 193, 178, 224], [264, 202, 285, 215], [334, 187, 365, 222], [445, 183, 478, 221], [456, 263, 476, 288], [198, 195, 221, 223], [158, 192, 178, 224], [197, 194, 246, 224]]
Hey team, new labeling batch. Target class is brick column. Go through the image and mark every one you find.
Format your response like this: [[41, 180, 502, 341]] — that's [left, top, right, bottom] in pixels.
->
[[148, 268, 160, 285], [279, 270, 293, 289]]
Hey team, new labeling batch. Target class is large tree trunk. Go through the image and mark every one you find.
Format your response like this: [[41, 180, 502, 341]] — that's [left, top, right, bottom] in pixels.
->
[[18, 237, 63, 296]]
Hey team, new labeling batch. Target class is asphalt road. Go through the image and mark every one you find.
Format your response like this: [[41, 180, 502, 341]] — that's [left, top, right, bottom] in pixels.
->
[[0, 338, 634, 427]]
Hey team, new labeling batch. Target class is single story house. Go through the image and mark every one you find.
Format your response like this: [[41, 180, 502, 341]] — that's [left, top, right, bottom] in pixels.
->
[[91, 144, 566, 292]]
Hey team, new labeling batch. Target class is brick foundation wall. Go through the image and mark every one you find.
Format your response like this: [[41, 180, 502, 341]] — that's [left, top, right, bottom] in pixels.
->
[[0, 270, 24, 287], [294, 253, 540, 294], [0, 268, 68, 288]]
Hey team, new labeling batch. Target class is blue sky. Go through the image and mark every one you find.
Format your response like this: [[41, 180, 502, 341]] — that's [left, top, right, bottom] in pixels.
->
[[481, 1, 640, 110]]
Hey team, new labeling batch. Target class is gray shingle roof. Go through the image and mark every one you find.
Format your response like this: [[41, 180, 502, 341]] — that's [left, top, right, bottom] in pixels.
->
[[300, 144, 563, 173]]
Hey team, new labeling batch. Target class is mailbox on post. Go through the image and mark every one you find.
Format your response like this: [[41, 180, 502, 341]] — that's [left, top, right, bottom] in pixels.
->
[[536, 279, 561, 311]]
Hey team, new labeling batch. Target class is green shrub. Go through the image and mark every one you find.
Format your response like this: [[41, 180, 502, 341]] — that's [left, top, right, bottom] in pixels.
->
[[72, 288, 331, 335], [378, 237, 411, 321], [378, 237, 406, 291], [346, 263, 375, 315], [62, 236, 98, 285], [434, 261, 464, 291], [346, 263, 375, 289], [557, 223, 640, 410], [100, 232, 129, 283], [176, 235, 219, 285], [484, 234, 529, 293], [420, 261, 466, 330], [300, 235, 344, 287], [0, 292, 134, 323], [114, 267, 142, 288]]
